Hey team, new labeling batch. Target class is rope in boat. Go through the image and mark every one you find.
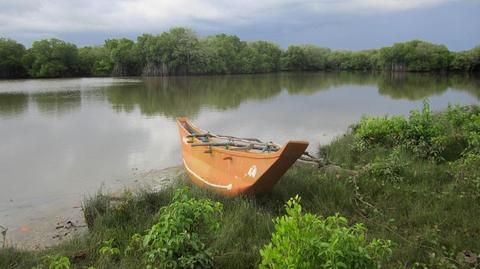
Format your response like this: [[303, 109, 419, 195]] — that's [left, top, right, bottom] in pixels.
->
[[186, 131, 326, 165]]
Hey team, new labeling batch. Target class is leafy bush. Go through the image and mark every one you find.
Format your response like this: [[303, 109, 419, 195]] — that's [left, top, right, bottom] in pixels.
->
[[33, 255, 71, 269], [465, 114, 480, 151], [353, 102, 480, 162], [401, 101, 446, 160], [99, 239, 120, 257], [445, 104, 471, 128], [124, 233, 143, 257], [451, 152, 480, 197], [259, 196, 392, 269], [364, 147, 408, 183], [353, 115, 406, 151], [142, 188, 223, 269]]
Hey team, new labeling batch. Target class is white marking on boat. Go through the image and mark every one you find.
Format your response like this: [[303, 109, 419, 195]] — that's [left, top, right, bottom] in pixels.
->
[[183, 159, 233, 191], [247, 165, 257, 177]]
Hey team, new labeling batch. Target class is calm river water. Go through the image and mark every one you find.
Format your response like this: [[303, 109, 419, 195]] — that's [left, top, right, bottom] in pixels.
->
[[0, 72, 479, 245]]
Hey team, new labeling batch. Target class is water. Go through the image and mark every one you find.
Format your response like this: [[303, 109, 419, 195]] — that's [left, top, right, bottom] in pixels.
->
[[0, 72, 479, 245]]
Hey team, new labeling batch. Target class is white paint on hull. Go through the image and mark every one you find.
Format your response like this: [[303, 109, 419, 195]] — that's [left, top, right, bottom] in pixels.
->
[[182, 159, 233, 191]]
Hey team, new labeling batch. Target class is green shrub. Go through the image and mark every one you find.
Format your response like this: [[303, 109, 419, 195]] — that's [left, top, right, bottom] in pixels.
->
[[451, 152, 480, 198], [364, 147, 408, 183], [443, 104, 480, 158], [445, 104, 471, 128], [354, 115, 406, 151], [124, 233, 143, 257], [352, 102, 478, 162], [465, 114, 480, 151], [401, 101, 446, 161], [33, 255, 70, 269], [259, 196, 392, 269], [99, 239, 121, 260], [142, 187, 223, 269]]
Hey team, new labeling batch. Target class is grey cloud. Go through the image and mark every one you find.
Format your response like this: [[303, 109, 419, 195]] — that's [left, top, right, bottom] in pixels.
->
[[0, 0, 478, 50]]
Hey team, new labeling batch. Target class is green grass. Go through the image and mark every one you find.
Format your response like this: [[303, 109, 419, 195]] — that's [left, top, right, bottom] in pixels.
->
[[1, 104, 479, 268], [1, 166, 479, 268]]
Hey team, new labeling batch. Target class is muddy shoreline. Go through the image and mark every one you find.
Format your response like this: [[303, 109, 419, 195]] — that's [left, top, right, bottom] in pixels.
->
[[2, 166, 183, 250]]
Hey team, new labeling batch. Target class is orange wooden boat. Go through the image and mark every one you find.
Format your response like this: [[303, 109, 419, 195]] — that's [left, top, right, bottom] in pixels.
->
[[176, 117, 309, 196]]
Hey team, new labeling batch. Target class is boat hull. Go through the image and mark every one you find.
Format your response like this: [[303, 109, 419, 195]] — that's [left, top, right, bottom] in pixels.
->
[[177, 118, 309, 196]]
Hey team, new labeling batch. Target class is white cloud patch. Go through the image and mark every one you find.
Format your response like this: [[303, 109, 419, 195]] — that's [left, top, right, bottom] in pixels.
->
[[0, 0, 457, 36]]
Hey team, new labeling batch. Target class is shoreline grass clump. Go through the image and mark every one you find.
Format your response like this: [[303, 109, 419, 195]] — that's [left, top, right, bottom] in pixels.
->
[[1, 103, 479, 269]]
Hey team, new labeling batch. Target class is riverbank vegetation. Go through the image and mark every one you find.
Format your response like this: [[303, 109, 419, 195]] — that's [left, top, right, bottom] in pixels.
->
[[1, 103, 479, 268], [1, 28, 480, 78]]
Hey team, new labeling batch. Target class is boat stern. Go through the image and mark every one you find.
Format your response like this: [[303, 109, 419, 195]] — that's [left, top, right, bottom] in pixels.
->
[[247, 140, 309, 194]]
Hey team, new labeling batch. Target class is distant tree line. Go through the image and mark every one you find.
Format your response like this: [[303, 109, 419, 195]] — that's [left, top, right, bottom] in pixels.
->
[[1, 27, 479, 78]]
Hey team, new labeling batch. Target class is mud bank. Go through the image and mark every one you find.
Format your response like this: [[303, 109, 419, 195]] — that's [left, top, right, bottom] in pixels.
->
[[1, 166, 183, 249]]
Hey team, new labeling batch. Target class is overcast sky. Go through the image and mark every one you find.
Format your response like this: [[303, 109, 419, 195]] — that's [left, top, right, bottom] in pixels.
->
[[1, 0, 479, 50]]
